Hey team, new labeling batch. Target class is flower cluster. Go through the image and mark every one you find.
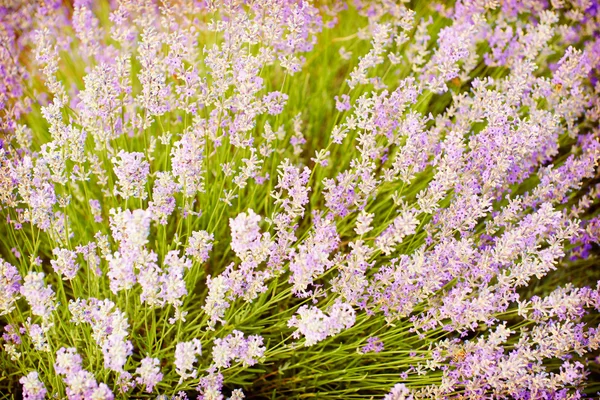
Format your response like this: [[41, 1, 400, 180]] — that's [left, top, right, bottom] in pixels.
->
[[135, 356, 163, 393], [19, 273, 55, 322], [68, 298, 133, 383], [54, 347, 114, 399], [288, 301, 356, 346], [19, 371, 47, 400], [0, 258, 21, 315], [175, 338, 202, 383], [211, 330, 266, 369]]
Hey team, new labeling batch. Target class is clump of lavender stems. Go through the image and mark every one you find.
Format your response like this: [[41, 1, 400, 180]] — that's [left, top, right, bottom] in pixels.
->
[[1, 0, 600, 398]]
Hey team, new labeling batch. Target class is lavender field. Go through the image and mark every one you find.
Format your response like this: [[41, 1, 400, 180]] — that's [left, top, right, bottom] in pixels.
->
[[1, 0, 600, 398]]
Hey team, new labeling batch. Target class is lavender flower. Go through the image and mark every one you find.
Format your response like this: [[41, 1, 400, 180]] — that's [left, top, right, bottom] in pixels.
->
[[135, 357, 163, 393], [263, 91, 288, 115], [112, 151, 150, 200], [89, 199, 103, 223], [211, 330, 265, 369], [54, 347, 115, 400], [361, 336, 384, 353], [289, 300, 356, 346], [355, 210, 374, 236], [20, 272, 56, 321], [68, 298, 133, 377], [289, 213, 339, 297], [25, 320, 50, 352], [161, 250, 191, 308], [109, 208, 152, 250], [383, 383, 413, 400], [51, 247, 79, 280], [186, 230, 214, 263], [171, 130, 205, 196], [229, 389, 245, 400], [107, 208, 153, 294], [229, 209, 264, 256], [175, 338, 202, 382], [3, 324, 21, 361], [334, 94, 351, 112], [197, 368, 224, 400], [20, 371, 47, 400], [149, 171, 180, 225], [0, 258, 21, 315]]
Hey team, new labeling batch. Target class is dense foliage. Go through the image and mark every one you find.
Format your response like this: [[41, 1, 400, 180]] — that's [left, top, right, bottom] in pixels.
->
[[1, 0, 600, 398]]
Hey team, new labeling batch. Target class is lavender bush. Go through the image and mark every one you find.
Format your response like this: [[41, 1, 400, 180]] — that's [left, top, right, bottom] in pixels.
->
[[1, 0, 600, 398]]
